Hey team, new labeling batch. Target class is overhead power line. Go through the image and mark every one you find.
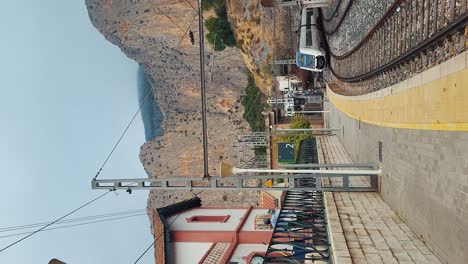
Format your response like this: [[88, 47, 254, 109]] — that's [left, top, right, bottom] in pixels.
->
[[155, 7, 186, 33], [183, 0, 198, 13], [94, 86, 153, 180], [0, 190, 113, 253], [132, 213, 182, 264], [177, 13, 198, 48], [0, 209, 145, 233], [0, 213, 146, 239]]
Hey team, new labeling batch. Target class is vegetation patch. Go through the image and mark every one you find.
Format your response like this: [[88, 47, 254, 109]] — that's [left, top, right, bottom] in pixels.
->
[[275, 115, 314, 161], [204, 0, 236, 51], [241, 74, 267, 132]]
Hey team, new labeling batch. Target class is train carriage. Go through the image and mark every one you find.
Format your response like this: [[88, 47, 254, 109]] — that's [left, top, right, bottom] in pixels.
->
[[296, 7, 327, 72]]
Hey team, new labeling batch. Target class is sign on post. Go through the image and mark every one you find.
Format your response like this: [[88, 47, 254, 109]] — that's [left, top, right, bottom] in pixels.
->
[[278, 142, 295, 163]]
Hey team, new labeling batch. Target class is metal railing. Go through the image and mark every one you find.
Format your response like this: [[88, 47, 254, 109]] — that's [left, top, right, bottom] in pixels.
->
[[264, 190, 330, 263]]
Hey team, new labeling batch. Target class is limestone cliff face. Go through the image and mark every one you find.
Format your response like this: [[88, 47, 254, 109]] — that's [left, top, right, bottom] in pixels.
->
[[226, 0, 297, 93], [85, 0, 260, 208], [226, 0, 273, 93]]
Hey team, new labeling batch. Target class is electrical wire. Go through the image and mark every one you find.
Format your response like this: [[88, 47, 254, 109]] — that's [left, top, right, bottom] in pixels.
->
[[183, 0, 198, 13], [154, 141, 230, 175], [155, 7, 185, 33], [0, 209, 145, 233], [243, 88, 264, 119], [132, 213, 181, 264], [0, 213, 146, 239], [177, 13, 198, 48], [0, 84, 154, 251], [176, 0, 212, 48], [0, 0, 197, 253], [0, 190, 112, 253], [94, 86, 153, 179]]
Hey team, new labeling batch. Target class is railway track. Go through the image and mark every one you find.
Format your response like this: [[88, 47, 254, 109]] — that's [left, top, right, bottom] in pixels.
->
[[329, 0, 468, 85]]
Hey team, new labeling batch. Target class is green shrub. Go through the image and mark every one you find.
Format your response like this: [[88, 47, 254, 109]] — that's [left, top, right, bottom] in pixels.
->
[[242, 75, 267, 132], [202, 0, 225, 11], [204, 1, 235, 51], [254, 146, 267, 156], [290, 115, 311, 129], [277, 115, 314, 161]]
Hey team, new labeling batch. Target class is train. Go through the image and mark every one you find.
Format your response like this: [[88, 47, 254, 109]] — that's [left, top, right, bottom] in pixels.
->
[[295, 7, 327, 72]]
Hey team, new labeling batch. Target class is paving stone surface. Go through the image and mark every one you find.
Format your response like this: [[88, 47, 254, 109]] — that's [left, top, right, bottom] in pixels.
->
[[320, 136, 442, 264], [317, 135, 370, 188]]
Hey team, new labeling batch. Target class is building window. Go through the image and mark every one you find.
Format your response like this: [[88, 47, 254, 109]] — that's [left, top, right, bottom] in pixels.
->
[[186, 215, 230, 223]]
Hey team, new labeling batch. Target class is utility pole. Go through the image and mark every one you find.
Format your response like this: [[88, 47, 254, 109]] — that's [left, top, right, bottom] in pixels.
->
[[198, 0, 209, 178]]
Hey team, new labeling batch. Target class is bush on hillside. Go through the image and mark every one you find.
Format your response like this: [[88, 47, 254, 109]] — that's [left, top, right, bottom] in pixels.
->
[[202, 0, 225, 10], [204, 2, 235, 51], [242, 75, 267, 132]]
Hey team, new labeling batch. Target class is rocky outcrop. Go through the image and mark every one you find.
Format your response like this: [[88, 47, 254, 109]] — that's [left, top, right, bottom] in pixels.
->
[[85, 0, 261, 208]]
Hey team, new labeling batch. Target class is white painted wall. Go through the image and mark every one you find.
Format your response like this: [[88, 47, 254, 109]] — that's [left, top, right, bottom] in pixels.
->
[[167, 208, 246, 231], [230, 244, 268, 264], [241, 209, 270, 231], [169, 242, 213, 264]]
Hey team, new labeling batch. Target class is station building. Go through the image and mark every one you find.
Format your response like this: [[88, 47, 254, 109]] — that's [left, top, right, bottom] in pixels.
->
[[153, 194, 279, 264]]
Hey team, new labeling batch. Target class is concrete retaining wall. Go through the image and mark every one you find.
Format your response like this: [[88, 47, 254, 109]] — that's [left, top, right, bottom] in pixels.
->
[[324, 102, 468, 264]]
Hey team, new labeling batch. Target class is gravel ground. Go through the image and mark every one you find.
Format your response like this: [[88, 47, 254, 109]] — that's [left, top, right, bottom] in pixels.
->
[[322, 0, 340, 20], [326, 0, 394, 56], [332, 28, 468, 96]]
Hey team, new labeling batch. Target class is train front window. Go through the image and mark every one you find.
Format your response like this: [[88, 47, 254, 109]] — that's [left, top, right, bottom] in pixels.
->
[[306, 55, 315, 68], [316, 56, 326, 69]]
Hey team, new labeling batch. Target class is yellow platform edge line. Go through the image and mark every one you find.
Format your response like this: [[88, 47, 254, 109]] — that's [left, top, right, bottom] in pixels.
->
[[327, 81, 468, 132]]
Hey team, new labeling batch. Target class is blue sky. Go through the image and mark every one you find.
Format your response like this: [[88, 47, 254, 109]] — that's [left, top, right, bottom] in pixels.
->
[[0, 1, 153, 263]]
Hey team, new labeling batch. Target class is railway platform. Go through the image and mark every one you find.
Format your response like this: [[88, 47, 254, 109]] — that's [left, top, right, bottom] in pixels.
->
[[324, 51, 468, 263], [318, 135, 441, 264]]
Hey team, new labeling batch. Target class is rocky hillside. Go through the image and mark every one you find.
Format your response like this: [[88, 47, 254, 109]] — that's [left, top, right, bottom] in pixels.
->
[[85, 0, 266, 208], [227, 0, 299, 93]]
